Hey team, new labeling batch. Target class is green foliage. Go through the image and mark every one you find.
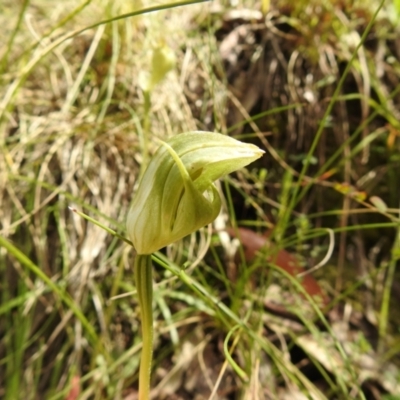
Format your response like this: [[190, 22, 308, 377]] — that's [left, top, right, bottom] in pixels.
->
[[1, 0, 400, 399]]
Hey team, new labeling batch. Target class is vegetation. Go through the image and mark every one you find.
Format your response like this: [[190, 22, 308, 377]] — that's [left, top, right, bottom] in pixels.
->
[[1, 0, 400, 399]]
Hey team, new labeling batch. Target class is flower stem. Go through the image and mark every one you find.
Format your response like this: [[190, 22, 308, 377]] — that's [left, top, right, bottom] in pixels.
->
[[134, 254, 154, 400]]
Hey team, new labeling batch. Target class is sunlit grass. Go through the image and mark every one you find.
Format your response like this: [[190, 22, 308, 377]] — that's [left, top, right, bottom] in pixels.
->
[[1, 0, 400, 399]]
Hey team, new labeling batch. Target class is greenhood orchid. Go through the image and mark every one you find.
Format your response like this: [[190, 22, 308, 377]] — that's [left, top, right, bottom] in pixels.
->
[[126, 131, 264, 254], [127, 131, 263, 400]]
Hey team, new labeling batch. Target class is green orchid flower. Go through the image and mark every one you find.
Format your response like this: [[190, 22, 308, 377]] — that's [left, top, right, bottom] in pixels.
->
[[127, 131, 264, 400], [126, 131, 264, 254]]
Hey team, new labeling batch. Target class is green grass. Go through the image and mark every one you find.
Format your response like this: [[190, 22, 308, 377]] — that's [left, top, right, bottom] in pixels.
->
[[1, 0, 400, 399]]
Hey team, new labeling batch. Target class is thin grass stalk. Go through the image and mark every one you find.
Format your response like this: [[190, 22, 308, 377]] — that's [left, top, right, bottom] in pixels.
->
[[378, 224, 400, 353], [288, 0, 385, 209], [134, 254, 154, 400]]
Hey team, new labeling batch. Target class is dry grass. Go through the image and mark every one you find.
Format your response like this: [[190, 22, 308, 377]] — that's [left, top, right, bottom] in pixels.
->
[[0, 1, 207, 398], [1, 0, 400, 399]]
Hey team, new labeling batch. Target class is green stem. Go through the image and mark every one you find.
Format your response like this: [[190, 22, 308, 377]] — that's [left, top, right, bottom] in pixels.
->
[[134, 254, 154, 400]]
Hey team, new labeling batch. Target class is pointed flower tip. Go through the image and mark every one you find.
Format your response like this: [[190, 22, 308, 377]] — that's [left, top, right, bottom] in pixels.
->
[[127, 132, 264, 254]]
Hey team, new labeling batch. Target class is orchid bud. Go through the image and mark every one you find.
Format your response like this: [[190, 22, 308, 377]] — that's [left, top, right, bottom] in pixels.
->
[[126, 131, 264, 254], [150, 44, 176, 88], [138, 44, 176, 93]]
